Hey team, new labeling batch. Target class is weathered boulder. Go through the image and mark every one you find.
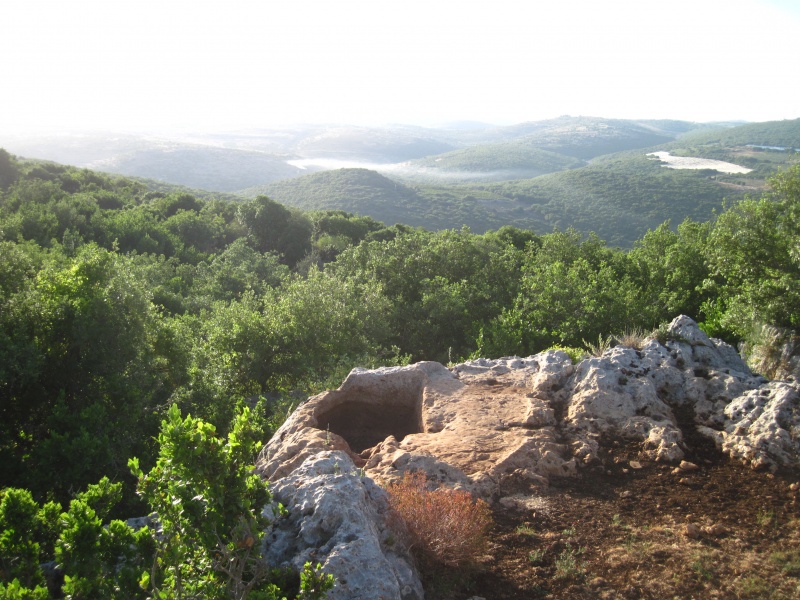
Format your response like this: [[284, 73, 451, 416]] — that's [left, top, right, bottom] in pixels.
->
[[263, 451, 423, 600], [698, 381, 800, 470]]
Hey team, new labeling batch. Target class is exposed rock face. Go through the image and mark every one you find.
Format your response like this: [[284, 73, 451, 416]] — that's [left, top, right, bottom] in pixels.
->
[[262, 452, 423, 600], [256, 316, 800, 599], [698, 382, 800, 470]]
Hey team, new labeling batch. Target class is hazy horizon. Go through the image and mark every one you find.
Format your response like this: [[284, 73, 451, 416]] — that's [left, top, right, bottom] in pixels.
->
[[3, 0, 800, 136]]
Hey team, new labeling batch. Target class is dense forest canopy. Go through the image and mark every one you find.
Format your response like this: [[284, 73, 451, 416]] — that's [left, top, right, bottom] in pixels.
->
[[1, 147, 799, 597]]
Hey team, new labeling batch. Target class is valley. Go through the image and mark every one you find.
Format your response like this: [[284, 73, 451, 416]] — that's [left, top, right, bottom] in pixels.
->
[[3, 116, 797, 247]]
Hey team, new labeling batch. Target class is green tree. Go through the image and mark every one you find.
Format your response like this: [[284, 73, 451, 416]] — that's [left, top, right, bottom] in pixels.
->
[[237, 197, 312, 267], [705, 165, 800, 336]]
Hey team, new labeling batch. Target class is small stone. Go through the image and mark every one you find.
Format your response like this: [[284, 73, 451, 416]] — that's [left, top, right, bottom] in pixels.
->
[[679, 460, 699, 471], [679, 477, 693, 485], [629, 460, 643, 469], [622, 468, 629, 474], [498, 497, 517, 509], [683, 523, 701, 539], [702, 523, 728, 537], [671, 467, 683, 475], [619, 490, 633, 498], [790, 482, 800, 491]]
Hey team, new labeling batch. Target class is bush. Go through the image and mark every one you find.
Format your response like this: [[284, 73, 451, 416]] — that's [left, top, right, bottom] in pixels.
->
[[547, 345, 587, 364], [386, 471, 491, 570]]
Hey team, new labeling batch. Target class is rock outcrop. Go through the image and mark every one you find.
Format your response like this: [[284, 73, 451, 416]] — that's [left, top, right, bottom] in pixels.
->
[[262, 452, 423, 600], [255, 316, 800, 599]]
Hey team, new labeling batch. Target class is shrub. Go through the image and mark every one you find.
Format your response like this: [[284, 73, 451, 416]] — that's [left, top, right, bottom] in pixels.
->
[[582, 334, 614, 357], [386, 471, 491, 570], [547, 345, 587, 364]]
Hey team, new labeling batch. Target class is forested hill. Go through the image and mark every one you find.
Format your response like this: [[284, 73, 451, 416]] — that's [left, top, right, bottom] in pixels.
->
[[241, 118, 800, 246], [248, 157, 744, 247]]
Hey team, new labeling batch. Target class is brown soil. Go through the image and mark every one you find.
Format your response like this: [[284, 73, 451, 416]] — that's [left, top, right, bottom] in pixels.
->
[[423, 418, 800, 599]]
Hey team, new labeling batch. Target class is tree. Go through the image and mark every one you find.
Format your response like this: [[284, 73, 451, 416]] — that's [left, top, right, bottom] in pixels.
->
[[237, 197, 312, 267], [0, 149, 19, 190], [705, 165, 800, 336]]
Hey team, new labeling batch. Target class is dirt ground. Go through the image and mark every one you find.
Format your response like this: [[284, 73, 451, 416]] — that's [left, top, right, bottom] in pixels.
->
[[424, 416, 800, 599]]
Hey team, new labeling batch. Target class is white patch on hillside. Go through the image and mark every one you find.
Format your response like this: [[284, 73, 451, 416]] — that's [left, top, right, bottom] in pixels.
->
[[647, 151, 752, 174]]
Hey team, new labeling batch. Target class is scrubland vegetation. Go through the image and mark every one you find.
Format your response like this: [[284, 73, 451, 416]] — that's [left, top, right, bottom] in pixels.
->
[[1, 145, 799, 597]]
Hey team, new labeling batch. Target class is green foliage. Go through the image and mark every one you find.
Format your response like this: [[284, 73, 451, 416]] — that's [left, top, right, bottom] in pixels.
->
[[704, 166, 800, 337], [545, 346, 587, 365], [1, 409, 332, 600], [237, 196, 312, 267], [129, 404, 280, 599], [478, 230, 644, 355], [0, 579, 49, 599], [297, 563, 335, 600], [0, 150, 20, 191], [0, 489, 47, 589], [330, 227, 524, 361]]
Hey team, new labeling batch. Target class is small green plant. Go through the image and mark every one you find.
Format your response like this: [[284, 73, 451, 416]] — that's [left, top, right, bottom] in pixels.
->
[[582, 334, 614, 357], [690, 551, 716, 582], [756, 508, 777, 528], [386, 471, 492, 570], [652, 322, 690, 346], [623, 533, 653, 557], [298, 562, 336, 600], [611, 514, 623, 527], [547, 345, 587, 364], [561, 525, 576, 538], [553, 543, 586, 581], [515, 523, 536, 536], [528, 548, 546, 565]]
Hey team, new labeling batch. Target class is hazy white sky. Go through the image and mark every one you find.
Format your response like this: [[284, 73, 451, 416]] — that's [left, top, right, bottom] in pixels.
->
[[2, 0, 799, 134]]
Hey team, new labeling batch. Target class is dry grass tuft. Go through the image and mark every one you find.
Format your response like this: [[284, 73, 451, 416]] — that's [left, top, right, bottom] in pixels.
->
[[616, 327, 649, 350], [386, 471, 492, 569]]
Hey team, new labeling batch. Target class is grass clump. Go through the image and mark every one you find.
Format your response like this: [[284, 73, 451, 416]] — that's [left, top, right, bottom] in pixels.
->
[[553, 543, 587, 581], [386, 471, 492, 570], [615, 327, 648, 350]]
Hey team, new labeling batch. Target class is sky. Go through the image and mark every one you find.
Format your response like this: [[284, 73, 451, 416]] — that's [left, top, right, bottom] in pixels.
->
[[2, 0, 799, 134]]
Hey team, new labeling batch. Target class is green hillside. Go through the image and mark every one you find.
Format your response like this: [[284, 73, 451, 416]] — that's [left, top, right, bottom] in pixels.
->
[[248, 153, 748, 247], [404, 141, 584, 182], [480, 116, 689, 159], [662, 118, 800, 177], [472, 153, 746, 246], [0, 134, 305, 191], [673, 118, 800, 149], [245, 168, 489, 230]]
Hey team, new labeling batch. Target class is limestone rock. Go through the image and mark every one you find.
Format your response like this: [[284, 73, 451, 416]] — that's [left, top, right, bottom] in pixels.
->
[[699, 381, 800, 471], [263, 451, 423, 600], [253, 315, 800, 599]]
